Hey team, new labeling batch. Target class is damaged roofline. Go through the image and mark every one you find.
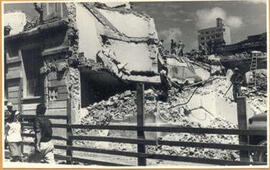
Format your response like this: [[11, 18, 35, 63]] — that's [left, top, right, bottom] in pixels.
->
[[101, 34, 159, 44], [4, 19, 69, 42]]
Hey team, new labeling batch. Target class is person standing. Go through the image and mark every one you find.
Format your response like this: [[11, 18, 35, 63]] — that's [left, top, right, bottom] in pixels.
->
[[33, 104, 55, 164], [6, 103, 22, 162], [230, 67, 245, 101], [170, 39, 177, 55], [158, 69, 172, 102], [177, 40, 185, 57]]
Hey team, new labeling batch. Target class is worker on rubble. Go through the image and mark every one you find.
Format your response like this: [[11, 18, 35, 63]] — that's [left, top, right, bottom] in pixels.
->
[[170, 39, 177, 55], [230, 67, 245, 101], [158, 69, 172, 102], [177, 40, 185, 57], [158, 40, 165, 56]]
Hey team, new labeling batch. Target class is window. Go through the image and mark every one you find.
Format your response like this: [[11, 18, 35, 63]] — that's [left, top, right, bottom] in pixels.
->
[[22, 49, 43, 97], [43, 3, 66, 21], [201, 37, 205, 40]]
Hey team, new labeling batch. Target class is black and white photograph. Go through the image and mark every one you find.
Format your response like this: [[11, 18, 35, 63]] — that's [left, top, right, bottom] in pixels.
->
[[2, 0, 268, 167]]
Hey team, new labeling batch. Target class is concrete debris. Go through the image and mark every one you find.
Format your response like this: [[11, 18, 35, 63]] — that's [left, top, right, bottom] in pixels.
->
[[73, 61, 266, 162], [74, 83, 242, 161], [245, 69, 267, 92]]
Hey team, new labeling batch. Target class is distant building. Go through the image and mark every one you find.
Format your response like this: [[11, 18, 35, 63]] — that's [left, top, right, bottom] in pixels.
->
[[198, 18, 231, 54], [215, 32, 266, 55]]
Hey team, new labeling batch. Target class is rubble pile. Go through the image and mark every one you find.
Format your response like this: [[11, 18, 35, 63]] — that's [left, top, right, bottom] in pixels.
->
[[147, 133, 239, 161], [74, 85, 241, 161], [246, 69, 267, 92]]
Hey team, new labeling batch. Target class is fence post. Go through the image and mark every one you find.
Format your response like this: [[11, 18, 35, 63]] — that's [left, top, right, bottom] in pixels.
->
[[136, 83, 146, 166], [236, 96, 249, 162], [18, 78, 24, 154], [66, 98, 73, 164]]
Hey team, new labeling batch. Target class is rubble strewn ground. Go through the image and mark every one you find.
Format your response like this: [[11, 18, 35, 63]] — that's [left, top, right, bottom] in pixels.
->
[[73, 64, 267, 164]]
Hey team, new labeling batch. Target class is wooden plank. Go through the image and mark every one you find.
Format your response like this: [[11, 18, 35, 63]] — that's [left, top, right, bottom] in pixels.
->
[[8, 86, 19, 93], [52, 127, 66, 139], [66, 98, 72, 164], [48, 100, 67, 109], [7, 68, 22, 75], [237, 96, 249, 162], [70, 135, 267, 152], [147, 153, 266, 166], [22, 103, 39, 110], [7, 63, 21, 71], [6, 57, 21, 64], [6, 70, 22, 80], [22, 109, 67, 117], [69, 125, 267, 136], [21, 115, 67, 120], [21, 97, 42, 104], [46, 108, 67, 116], [22, 109, 36, 115], [57, 86, 68, 93], [136, 83, 146, 166], [8, 91, 19, 98], [65, 146, 265, 165], [48, 79, 66, 87], [50, 119, 67, 125], [18, 78, 23, 118], [80, 146, 265, 165], [57, 93, 68, 100], [7, 80, 19, 87], [7, 98, 19, 104]]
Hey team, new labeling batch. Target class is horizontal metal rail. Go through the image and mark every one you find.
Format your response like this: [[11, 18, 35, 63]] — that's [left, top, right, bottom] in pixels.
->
[[23, 133, 266, 152], [70, 135, 267, 152], [21, 115, 68, 120], [50, 145, 268, 166], [22, 122, 267, 136], [70, 124, 267, 136], [22, 139, 267, 166], [21, 122, 67, 128]]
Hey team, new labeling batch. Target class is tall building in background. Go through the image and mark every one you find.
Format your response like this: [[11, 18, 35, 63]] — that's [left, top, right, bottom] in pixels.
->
[[198, 18, 231, 54]]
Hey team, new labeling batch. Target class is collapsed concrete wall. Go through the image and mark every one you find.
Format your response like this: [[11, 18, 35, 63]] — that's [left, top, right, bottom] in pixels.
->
[[4, 12, 27, 35], [167, 57, 201, 84], [76, 3, 101, 61], [76, 2, 160, 83]]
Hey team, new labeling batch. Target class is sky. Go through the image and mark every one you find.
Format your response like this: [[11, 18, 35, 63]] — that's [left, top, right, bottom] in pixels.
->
[[133, 0, 267, 51], [4, 0, 267, 51]]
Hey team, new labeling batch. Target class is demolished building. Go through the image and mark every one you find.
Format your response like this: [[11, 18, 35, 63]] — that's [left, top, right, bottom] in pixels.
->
[[3, 2, 163, 139], [4, 2, 200, 139]]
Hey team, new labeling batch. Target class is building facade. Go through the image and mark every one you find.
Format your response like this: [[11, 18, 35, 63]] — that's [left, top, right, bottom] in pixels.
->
[[198, 18, 231, 54], [4, 2, 161, 142], [215, 32, 266, 55]]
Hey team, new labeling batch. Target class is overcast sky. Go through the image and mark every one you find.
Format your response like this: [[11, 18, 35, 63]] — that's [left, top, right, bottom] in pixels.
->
[[4, 0, 267, 51], [133, 0, 267, 51]]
